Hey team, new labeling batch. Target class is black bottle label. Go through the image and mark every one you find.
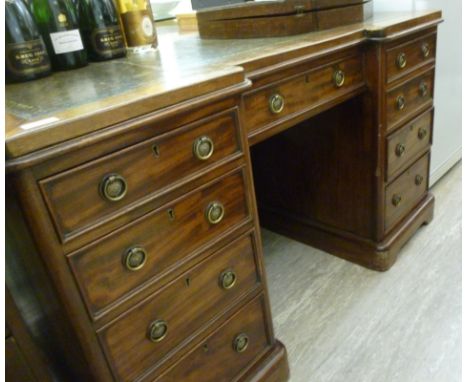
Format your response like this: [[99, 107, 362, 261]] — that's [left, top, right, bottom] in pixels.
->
[[92, 26, 125, 56], [6, 39, 51, 76]]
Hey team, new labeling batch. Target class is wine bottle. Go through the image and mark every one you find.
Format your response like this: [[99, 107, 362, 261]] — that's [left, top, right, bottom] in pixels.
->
[[31, 0, 87, 70], [79, 0, 126, 61], [5, 0, 51, 83], [116, 0, 158, 52]]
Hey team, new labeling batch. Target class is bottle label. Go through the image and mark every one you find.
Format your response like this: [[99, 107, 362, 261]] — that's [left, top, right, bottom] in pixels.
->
[[50, 29, 84, 54], [92, 26, 125, 56], [121, 10, 157, 47], [6, 39, 51, 76]]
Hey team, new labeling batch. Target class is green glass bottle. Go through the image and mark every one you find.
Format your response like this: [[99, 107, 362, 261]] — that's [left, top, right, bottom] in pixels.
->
[[31, 0, 87, 70], [79, 0, 126, 61], [5, 0, 51, 83]]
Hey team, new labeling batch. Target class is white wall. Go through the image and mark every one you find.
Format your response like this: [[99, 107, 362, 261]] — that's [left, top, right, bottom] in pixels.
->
[[373, 0, 462, 185]]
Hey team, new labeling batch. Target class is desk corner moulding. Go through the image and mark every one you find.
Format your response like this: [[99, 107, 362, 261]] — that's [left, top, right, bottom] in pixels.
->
[[5, 9, 442, 382]]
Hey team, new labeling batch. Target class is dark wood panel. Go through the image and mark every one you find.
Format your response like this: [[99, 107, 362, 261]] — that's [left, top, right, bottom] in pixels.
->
[[98, 234, 261, 381], [244, 54, 364, 135], [386, 69, 434, 132], [154, 294, 271, 382], [69, 167, 252, 319], [386, 108, 432, 180], [40, 109, 242, 243], [6, 337, 37, 382], [385, 152, 429, 232]]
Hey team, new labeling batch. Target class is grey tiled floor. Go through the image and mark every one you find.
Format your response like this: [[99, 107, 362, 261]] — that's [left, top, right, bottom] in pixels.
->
[[263, 162, 462, 382]]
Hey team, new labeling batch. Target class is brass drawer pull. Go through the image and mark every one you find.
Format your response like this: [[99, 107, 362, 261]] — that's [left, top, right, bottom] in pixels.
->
[[419, 82, 428, 97], [396, 52, 407, 69], [148, 319, 168, 342], [396, 95, 406, 111], [418, 127, 428, 140], [100, 174, 127, 202], [233, 333, 249, 353], [333, 69, 345, 88], [219, 269, 237, 290], [395, 143, 406, 157], [123, 246, 147, 271], [193, 136, 214, 161], [415, 174, 424, 186], [421, 43, 430, 58], [269, 93, 285, 114], [205, 201, 225, 225], [392, 194, 402, 207]]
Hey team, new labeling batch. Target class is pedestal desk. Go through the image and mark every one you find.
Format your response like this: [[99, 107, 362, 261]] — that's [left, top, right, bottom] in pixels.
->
[[5, 10, 442, 381]]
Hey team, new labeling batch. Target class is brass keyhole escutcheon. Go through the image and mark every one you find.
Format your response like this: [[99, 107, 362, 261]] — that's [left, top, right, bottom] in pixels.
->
[[396, 95, 406, 111], [392, 194, 402, 207], [219, 269, 237, 290], [415, 175, 424, 186], [233, 333, 249, 353], [269, 93, 285, 114], [395, 143, 406, 157], [205, 202, 225, 225], [167, 208, 176, 221], [152, 144, 160, 157], [333, 69, 345, 88], [396, 52, 407, 69], [100, 174, 128, 202], [123, 246, 147, 271], [421, 43, 430, 58], [193, 136, 214, 161], [419, 82, 428, 97], [148, 319, 168, 343], [418, 127, 428, 140]]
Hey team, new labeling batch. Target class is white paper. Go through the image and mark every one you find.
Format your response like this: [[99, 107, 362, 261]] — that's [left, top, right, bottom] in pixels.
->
[[50, 29, 83, 54]]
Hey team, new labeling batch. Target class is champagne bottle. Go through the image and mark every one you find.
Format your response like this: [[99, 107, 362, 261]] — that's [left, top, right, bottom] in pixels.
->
[[31, 0, 87, 70], [79, 0, 126, 61], [116, 0, 158, 52], [5, 0, 51, 83]]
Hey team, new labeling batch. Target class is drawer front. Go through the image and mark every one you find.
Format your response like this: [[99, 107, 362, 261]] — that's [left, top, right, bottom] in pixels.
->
[[386, 70, 434, 132], [69, 169, 251, 318], [98, 233, 261, 382], [243, 55, 364, 134], [385, 153, 429, 232], [386, 109, 432, 180], [40, 110, 242, 242], [386, 33, 436, 83], [154, 295, 270, 382]]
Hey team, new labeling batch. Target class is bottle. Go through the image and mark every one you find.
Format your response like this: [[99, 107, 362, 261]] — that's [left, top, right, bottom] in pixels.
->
[[5, 0, 51, 83], [31, 0, 87, 70], [116, 0, 158, 53], [79, 0, 126, 61]]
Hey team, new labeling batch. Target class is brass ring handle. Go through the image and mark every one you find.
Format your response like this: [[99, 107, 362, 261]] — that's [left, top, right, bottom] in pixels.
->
[[395, 143, 406, 157], [418, 127, 428, 140], [421, 43, 430, 58], [233, 333, 249, 353], [205, 202, 225, 225], [269, 94, 285, 114], [419, 82, 428, 97], [333, 69, 345, 88], [396, 95, 406, 111], [148, 319, 168, 342], [396, 52, 407, 69], [100, 174, 128, 202], [219, 269, 237, 290], [392, 194, 402, 207], [415, 175, 424, 186], [193, 136, 214, 161], [123, 246, 147, 271]]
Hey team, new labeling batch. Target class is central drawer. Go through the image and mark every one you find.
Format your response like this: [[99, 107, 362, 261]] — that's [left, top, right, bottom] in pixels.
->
[[243, 54, 364, 136], [69, 168, 252, 318], [39, 109, 242, 243], [97, 233, 261, 382]]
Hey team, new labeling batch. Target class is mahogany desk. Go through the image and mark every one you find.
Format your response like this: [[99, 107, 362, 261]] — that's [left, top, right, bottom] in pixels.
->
[[5, 10, 442, 381]]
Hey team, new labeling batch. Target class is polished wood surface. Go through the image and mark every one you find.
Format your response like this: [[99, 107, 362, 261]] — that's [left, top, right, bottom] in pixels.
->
[[5, 9, 442, 382]]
